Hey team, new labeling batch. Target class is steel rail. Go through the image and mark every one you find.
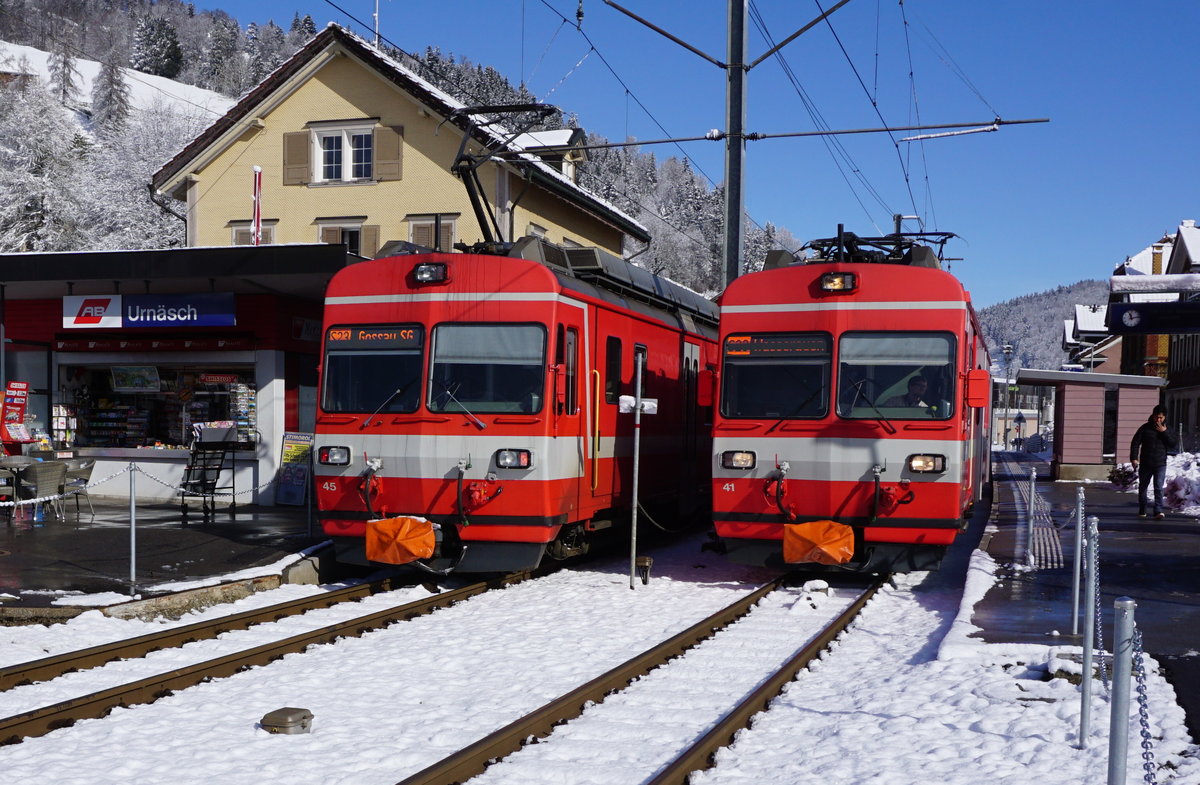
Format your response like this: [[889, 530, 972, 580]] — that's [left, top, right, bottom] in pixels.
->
[[0, 570, 538, 745], [646, 579, 882, 785], [0, 577, 414, 691], [395, 576, 788, 785]]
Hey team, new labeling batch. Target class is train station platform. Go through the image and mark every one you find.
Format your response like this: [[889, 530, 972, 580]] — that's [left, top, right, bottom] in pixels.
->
[[0, 497, 333, 621], [974, 451, 1200, 739]]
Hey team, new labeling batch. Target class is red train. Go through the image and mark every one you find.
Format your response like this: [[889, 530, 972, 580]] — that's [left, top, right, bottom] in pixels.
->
[[711, 228, 991, 573], [314, 238, 718, 573]]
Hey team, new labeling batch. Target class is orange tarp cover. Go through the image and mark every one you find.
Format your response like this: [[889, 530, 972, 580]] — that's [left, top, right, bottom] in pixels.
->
[[783, 520, 855, 565], [365, 516, 435, 564]]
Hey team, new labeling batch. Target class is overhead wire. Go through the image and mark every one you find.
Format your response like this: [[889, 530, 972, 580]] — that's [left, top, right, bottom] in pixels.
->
[[813, 0, 921, 221], [747, 1, 890, 231], [897, 0, 937, 232]]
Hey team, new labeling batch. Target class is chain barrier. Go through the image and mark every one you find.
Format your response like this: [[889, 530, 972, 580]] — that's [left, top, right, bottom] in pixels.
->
[[1132, 628, 1159, 785], [131, 463, 278, 498], [0, 460, 278, 511], [1091, 515, 1110, 694]]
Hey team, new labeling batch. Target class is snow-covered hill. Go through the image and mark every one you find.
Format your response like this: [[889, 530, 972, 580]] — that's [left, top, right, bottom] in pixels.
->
[[0, 39, 234, 119]]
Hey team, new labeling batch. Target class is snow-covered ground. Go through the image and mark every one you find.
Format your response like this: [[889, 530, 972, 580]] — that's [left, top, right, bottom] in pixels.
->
[[0, 533, 1197, 784], [0, 39, 234, 118]]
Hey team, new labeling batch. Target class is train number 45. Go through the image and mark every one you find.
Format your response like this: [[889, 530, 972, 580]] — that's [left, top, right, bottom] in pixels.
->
[[321, 481, 338, 492]]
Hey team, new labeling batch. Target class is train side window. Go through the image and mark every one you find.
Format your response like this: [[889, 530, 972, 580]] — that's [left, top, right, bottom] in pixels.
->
[[605, 337, 621, 403], [555, 325, 578, 415], [565, 328, 578, 415]]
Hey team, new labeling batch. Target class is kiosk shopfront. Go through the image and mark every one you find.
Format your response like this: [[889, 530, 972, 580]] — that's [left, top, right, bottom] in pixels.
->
[[0, 244, 351, 504]]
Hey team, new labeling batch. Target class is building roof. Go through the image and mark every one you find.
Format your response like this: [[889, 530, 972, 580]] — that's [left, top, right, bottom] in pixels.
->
[[1166, 219, 1200, 274], [1072, 303, 1107, 335], [1015, 367, 1166, 388], [0, 244, 354, 300], [1112, 237, 1178, 303], [150, 24, 648, 243]]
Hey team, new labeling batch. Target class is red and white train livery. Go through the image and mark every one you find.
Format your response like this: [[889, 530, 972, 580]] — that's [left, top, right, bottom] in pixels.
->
[[711, 230, 991, 573], [314, 238, 718, 573]]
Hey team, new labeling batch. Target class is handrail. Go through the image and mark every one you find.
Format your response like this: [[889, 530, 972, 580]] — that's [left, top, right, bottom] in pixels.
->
[[591, 369, 601, 491]]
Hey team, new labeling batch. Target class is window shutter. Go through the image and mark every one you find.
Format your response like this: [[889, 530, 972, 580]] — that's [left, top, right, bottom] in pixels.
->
[[411, 222, 433, 248], [321, 226, 342, 245], [233, 228, 252, 245], [361, 224, 380, 258], [375, 126, 403, 181], [262, 226, 275, 244], [283, 132, 310, 185]]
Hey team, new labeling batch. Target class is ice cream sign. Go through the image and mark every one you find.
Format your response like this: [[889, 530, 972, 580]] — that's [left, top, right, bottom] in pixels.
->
[[63, 294, 237, 328]]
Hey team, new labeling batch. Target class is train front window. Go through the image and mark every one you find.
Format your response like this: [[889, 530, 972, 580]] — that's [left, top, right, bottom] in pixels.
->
[[321, 325, 424, 413], [720, 333, 831, 419], [429, 324, 546, 414], [836, 332, 955, 420]]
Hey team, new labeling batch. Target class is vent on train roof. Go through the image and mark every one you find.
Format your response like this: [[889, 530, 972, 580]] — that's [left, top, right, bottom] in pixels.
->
[[508, 236, 717, 326]]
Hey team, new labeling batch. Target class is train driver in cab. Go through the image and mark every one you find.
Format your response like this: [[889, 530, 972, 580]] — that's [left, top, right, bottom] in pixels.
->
[[883, 375, 929, 408]]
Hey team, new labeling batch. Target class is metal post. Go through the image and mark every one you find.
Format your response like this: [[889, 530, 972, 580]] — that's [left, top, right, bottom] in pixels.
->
[[1080, 514, 1100, 748], [1026, 467, 1037, 568], [128, 463, 137, 594], [722, 0, 746, 288], [1071, 486, 1085, 636], [629, 351, 644, 590], [1107, 597, 1137, 785]]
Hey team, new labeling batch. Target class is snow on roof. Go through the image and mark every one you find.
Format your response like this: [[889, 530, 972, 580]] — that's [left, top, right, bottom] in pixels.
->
[[1109, 273, 1197, 296], [512, 130, 579, 149], [1072, 303, 1107, 334], [1062, 318, 1077, 346], [0, 40, 235, 119], [327, 26, 645, 236], [1170, 219, 1200, 272]]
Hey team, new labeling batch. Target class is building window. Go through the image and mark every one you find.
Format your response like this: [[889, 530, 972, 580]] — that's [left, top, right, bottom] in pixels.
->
[[316, 127, 373, 182], [408, 215, 457, 252], [283, 123, 402, 186], [230, 222, 276, 245], [528, 222, 548, 239], [319, 221, 380, 258]]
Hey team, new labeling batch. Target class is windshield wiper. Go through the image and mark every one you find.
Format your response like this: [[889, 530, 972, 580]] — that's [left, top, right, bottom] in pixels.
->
[[360, 380, 416, 429], [765, 385, 825, 434], [435, 380, 487, 430], [848, 378, 897, 435]]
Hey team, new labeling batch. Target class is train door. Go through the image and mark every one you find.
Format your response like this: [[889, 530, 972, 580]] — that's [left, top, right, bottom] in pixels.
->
[[678, 340, 702, 519], [553, 321, 584, 519], [588, 309, 626, 511]]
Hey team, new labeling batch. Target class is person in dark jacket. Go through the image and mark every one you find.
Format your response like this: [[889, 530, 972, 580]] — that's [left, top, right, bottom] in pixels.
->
[[1130, 405, 1177, 519]]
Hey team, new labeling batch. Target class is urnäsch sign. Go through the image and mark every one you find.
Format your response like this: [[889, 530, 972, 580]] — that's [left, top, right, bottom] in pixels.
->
[[62, 294, 237, 329]]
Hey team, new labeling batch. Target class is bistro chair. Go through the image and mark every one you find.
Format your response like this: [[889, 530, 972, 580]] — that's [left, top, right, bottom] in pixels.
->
[[63, 457, 96, 517], [16, 461, 68, 522], [0, 455, 36, 469], [0, 467, 15, 522]]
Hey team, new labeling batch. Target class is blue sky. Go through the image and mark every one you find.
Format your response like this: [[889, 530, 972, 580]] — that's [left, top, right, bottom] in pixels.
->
[[207, 1, 1200, 308]]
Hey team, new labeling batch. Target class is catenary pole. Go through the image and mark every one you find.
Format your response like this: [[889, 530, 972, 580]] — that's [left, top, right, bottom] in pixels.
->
[[723, 0, 746, 288]]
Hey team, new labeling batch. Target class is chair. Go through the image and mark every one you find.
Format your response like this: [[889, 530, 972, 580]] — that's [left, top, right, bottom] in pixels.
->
[[16, 461, 68, 522], [63, 458, 96, 517], [0, 467, 14, 522], [0, 455, 36, 469]]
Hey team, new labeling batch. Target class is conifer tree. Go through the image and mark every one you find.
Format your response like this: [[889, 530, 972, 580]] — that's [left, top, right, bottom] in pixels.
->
[[48, 39, 81, 106], [131, 16, 184, 79], [91, 53, 131, 132]]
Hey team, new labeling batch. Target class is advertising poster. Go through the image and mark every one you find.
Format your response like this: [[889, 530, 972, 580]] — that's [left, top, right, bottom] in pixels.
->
[[276, 432, 314, 506]]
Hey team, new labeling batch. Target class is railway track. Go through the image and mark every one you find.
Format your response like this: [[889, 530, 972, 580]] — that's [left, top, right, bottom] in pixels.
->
[[398, 577, 882, 785], [0, 569, 544, 745]]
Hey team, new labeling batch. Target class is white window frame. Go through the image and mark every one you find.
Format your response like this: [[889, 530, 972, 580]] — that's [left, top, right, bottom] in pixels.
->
[[310, 121, 376, 183]]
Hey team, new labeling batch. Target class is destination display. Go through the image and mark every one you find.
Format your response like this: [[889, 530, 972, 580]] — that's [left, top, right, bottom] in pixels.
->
[[725, 333, 830, 358], [326, 325, 423, 349]]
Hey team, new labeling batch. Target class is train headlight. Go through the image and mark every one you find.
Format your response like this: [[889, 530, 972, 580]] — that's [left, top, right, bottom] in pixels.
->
[[820, 272, 857, 291], [318, 446, 352, 466], [907, 454, 946, 473], [496, 449, 533, 468], [721, 451, 756, 470], [414, 262, 448, 284]]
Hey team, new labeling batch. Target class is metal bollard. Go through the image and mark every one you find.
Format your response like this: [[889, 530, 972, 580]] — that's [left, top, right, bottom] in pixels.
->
[[1107, 597, 1137, 785], [1079, 515, 1100, 748], [129, 463, 137, 595], [1071, 486, 1085, 636], [1026, 467, 1037, 568]]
